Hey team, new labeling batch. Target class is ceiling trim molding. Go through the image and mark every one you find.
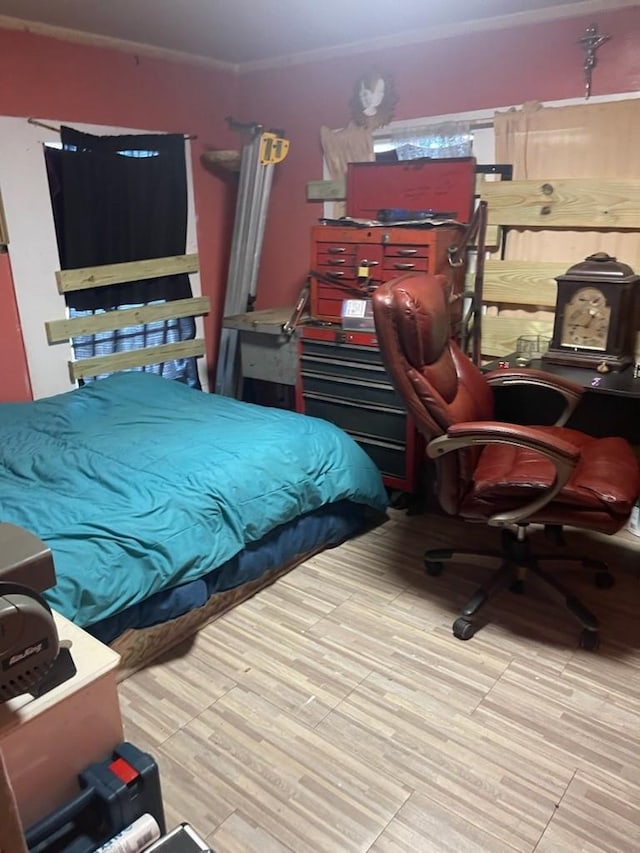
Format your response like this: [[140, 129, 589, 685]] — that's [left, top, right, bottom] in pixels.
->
[[0, 15, 240, 73], [237, 0, 635, 74], [0, 0, 634, 75]]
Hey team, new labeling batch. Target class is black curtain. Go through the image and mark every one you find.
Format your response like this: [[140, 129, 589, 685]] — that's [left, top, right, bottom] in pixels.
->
[[46, 128, 192, 311]]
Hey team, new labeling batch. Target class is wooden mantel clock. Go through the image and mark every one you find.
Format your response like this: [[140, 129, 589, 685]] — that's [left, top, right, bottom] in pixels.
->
[[543, 252, 640, 371]]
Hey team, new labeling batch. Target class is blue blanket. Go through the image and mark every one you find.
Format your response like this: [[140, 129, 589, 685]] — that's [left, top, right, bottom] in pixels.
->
[[0, 373, 387, 626]]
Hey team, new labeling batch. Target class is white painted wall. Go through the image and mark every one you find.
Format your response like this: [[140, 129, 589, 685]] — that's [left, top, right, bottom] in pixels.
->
[[0, 117, 206, 399]]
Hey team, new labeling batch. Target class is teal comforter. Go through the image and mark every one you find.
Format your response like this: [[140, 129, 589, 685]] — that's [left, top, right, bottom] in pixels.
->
[[0, 373, 387, 626]]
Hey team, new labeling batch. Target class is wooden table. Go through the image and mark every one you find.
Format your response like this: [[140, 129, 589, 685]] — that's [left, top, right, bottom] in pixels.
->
[[222, 306, 300, 387]]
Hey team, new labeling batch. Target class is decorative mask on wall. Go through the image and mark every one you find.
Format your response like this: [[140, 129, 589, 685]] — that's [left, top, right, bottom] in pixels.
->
[[349, 70, 398, 130]]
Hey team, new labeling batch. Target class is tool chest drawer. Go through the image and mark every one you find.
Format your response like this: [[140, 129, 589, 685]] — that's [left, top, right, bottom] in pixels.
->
[[300, 352, 388, 384], [351, 434, 409, 480], [300, 337, 385, 365], [301, 373, 402, 409], [382, 256, 430, 277], [297, 326, 422, 492], [383, 244, 430, 259], [303, 393, 408, 442]]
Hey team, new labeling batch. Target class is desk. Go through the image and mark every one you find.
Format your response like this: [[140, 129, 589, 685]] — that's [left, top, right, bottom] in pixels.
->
[[486, 356, 640, 443], [222, 306, 299, 386], [0, 612, 123, 828]]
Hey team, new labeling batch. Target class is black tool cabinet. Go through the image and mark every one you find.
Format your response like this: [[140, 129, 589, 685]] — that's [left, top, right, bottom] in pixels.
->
[[296, 325, 422, 493]]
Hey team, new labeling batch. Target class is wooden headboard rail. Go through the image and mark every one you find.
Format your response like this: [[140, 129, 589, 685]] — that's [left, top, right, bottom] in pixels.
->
[[46, 252, 209, 382], [474, 179, 640, 357], [68, 339, 206, 382], [55, 252, 199, 293]]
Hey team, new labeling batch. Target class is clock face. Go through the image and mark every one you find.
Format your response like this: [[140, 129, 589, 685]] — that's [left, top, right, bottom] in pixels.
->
[[560, 286, 610, 350]]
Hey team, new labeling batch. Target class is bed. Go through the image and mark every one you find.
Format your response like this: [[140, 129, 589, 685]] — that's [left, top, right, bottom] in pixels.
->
[[0, 372, 388, 672]]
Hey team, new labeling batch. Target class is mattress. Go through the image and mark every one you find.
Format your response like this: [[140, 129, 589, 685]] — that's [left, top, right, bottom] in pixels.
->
[[89, 498, 372, 645], [0, 372, 387, 629]]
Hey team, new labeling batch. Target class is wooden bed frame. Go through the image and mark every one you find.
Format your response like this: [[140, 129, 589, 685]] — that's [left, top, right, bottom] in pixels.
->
[[111, 549, 324, 680]]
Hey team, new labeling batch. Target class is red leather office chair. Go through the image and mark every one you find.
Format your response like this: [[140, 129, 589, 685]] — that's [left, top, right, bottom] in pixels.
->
[[372, 272, 640, 649]]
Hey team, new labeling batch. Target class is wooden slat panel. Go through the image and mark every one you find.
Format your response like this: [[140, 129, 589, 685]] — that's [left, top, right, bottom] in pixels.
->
[[307, 179, 346, 202], [201, 150, 241, 172], [56, 253, 199, 294], [480, 179, 640, 228], [484, 224, 501, 249], [480, 315, 554, 357], [468, 225, 501, 252], [46, 296, 210, 344], [467, 260, 564, 307], [68, 339, 205, 381]]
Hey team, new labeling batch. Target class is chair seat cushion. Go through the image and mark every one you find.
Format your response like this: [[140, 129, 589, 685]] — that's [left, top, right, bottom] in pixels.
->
[[460, 426, 640, 532]]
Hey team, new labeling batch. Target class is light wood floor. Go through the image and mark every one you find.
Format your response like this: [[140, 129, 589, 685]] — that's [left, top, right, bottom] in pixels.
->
[[118, 510, 640, 852]]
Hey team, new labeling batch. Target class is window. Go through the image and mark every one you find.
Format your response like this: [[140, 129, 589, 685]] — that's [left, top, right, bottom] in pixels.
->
[[45, 130, 199, 388], [375, 121, 473, 161], [69, 304, 199, 386]]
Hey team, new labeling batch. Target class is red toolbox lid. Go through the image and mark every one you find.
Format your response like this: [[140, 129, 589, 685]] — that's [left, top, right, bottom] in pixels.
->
[[346, 157, 476, 223]]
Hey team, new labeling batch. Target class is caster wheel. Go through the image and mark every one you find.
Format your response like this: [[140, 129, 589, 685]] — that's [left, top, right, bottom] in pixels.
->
[[425, 560, 444, 577], [453, 617, 475, 641], [594, 571, 614, 590], [579, 629, 600, 651]]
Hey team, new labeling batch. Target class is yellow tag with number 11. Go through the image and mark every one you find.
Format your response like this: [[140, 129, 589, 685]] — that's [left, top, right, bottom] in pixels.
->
[[260, 133, 290, 165]]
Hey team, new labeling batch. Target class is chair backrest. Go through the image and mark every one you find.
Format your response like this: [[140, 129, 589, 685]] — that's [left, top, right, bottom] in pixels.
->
[[372, 272, 495, 513]]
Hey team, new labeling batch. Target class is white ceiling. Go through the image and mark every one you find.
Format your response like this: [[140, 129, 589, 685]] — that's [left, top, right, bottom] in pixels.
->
[[0, 0, 633, 69]]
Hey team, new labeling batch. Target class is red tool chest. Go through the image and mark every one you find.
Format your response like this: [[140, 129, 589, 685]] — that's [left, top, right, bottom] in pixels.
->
[[345, 157, 476, 222], [301, 158, 474, 494], [310, 224, 465, 324], [303, 224, 466, 495]]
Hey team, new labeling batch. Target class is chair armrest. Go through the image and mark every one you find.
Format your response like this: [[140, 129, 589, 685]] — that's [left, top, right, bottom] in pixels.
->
[[484, 368, 584, 427], [427, 420, 580, 526]]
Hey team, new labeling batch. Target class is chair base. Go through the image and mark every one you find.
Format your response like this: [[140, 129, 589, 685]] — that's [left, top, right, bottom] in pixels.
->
[[424, 528, 614, 650]]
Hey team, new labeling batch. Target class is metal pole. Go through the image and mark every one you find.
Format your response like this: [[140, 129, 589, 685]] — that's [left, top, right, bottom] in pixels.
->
[[472, 200, 488, 367], [215, 128, 281, 396], [222, 133, 261, 316]]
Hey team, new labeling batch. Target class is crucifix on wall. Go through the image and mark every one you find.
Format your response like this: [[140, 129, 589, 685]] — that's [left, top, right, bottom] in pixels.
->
[[578, 23, 611, 99]]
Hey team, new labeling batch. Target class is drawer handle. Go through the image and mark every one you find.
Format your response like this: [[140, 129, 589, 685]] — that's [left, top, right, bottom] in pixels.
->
[[327, 270, 345, 278], [328, 247, 346, 254], [328, 258, 346, 266], [396, 248, 418, 256], [393, 262, 416, 270]]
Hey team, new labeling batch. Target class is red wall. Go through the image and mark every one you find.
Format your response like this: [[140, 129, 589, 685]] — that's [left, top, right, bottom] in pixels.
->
[[1, 7, 640, 400], [239, 6, 640, 309], [0, 27, 240, 399]]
